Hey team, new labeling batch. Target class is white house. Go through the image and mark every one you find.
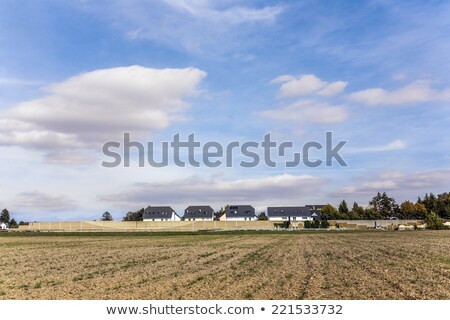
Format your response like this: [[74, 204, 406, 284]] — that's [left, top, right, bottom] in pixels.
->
[[183, 206, 215, 221], [0, 222, 7, 230], [142, 206, 181, 221], [221, 205, 256, 221], [267, 206, 314, 221]]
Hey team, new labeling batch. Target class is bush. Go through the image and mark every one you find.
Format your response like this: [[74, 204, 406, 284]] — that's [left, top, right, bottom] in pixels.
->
[[320, 220, 330, 229], [425, 212, 444, 230], [304, 220, 321, 228]]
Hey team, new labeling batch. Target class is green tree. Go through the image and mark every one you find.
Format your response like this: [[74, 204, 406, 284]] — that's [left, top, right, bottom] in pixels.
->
[[436, 192, 450, 219], [425, 211, 444, 230], [215, 206, 226, 220], [320, 204, 339, 220], [350, 202, 364, 220], [363, 208, 381, 220], [257, 212, 268, 220], [9, 218, 18, 228], [369, 192, 399, 219], [101, 211, 113, 221], [338, 200, 349, 219], [320, 220, 330, 228], [122, 208, 144, 221], [419, 193, 438, 213], [0, 209, 10, 224]]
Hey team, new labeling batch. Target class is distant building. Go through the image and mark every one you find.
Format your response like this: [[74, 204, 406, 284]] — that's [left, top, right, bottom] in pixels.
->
[[306, 205, 324, 220], [184, 206, 214, 221], [267, 206, 315, 221], [143, 206, 181, 221], [0, 222, 7, 230], [222, 205, 256, 221]]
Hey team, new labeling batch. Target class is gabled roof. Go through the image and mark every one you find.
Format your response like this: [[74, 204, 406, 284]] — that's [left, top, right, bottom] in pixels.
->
[[143, 206, 177, 219], [267, 206, 312, 217], [226, 205, 255, 218], [306, 205, 324, 219], [184, 205, 214, 219], [306, 205, 325, 210]]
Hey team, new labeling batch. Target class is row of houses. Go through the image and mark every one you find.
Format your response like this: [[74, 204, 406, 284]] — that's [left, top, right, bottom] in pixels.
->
[[143, 205, 325, 222]]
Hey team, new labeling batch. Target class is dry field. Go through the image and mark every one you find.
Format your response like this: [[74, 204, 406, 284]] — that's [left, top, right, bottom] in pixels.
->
[[0, 230, 449, 300]]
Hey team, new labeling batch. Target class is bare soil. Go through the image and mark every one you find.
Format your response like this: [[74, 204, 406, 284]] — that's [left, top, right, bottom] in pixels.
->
[[0, 230, 449, 299]]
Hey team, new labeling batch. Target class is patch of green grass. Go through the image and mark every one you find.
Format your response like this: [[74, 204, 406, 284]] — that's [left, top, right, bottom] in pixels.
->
[[33, 282, 42, 289], [18, 284, 30, 290], [187, 276, 205, 286]]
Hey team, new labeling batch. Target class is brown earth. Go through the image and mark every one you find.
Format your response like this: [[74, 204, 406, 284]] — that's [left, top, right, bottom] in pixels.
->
[[0, 230, 449, 299]]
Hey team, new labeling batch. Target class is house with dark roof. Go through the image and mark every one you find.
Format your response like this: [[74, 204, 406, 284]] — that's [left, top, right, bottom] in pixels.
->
[[221, 205, 256, 221], [183, 206, 214, 221], [267, 206, 315, 221], [143, 206, 181, 221], [306, 205, 324, 220]]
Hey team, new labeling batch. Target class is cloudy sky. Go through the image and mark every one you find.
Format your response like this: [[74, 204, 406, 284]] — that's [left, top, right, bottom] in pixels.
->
[[1, 0, 450, 221]]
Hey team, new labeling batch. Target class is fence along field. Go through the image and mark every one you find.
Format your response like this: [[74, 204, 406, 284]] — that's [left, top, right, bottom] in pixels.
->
[[0, 230, 449, 299], [18, 219, 421, 232]]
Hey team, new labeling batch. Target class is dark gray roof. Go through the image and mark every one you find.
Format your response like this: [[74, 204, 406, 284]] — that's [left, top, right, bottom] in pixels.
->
[[143, 206, 177, 219], [306, 205, 325, 210], [184, 206, 214, 219], [226, 205, 255, 218], [306, 205, 324, 219], [267, 206, 312, 217]]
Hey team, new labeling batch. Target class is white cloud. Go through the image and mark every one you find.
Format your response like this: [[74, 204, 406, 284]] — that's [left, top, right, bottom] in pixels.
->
[[273, 74, 348, 98], [14, 191, 78, 211], [261, 100, 348, 124], [348, 80, 450, 105], [318, 81, 348, 96], [100, 173, 324, 208], [347, 140, 407, 153], [164, 0, 283, 24], [0, 66, 206, 160], [332, 169, 450, 197], [79, 1, 283, 54]]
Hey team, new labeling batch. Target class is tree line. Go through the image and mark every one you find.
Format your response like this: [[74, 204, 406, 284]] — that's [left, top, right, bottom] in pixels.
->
[[322, 191, 450, 221]]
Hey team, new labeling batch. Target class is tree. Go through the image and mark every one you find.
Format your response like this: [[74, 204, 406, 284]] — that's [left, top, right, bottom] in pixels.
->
[[369, 192, 399, 219], [101, 211, 113, 221], [350, 202, 364, 220], [257, 212, 268, 220], [122, 208, 144, 221], [320, 220, 330, 228], [338, 200, 349, 219], [436, 192, 450, 219], [400, 201, 427, 219], [215, 207, 226, 220], [320, 204, 339, 220], [363, 208, 381, 220], [9, 218, 18, 228], [0, 209, 10, 224], [419, 193, 437, 213], [425, 211, 444, 230]]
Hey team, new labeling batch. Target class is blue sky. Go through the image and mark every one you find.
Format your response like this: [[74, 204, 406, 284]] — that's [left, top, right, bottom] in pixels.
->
[[1, 0, 450, 221]]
